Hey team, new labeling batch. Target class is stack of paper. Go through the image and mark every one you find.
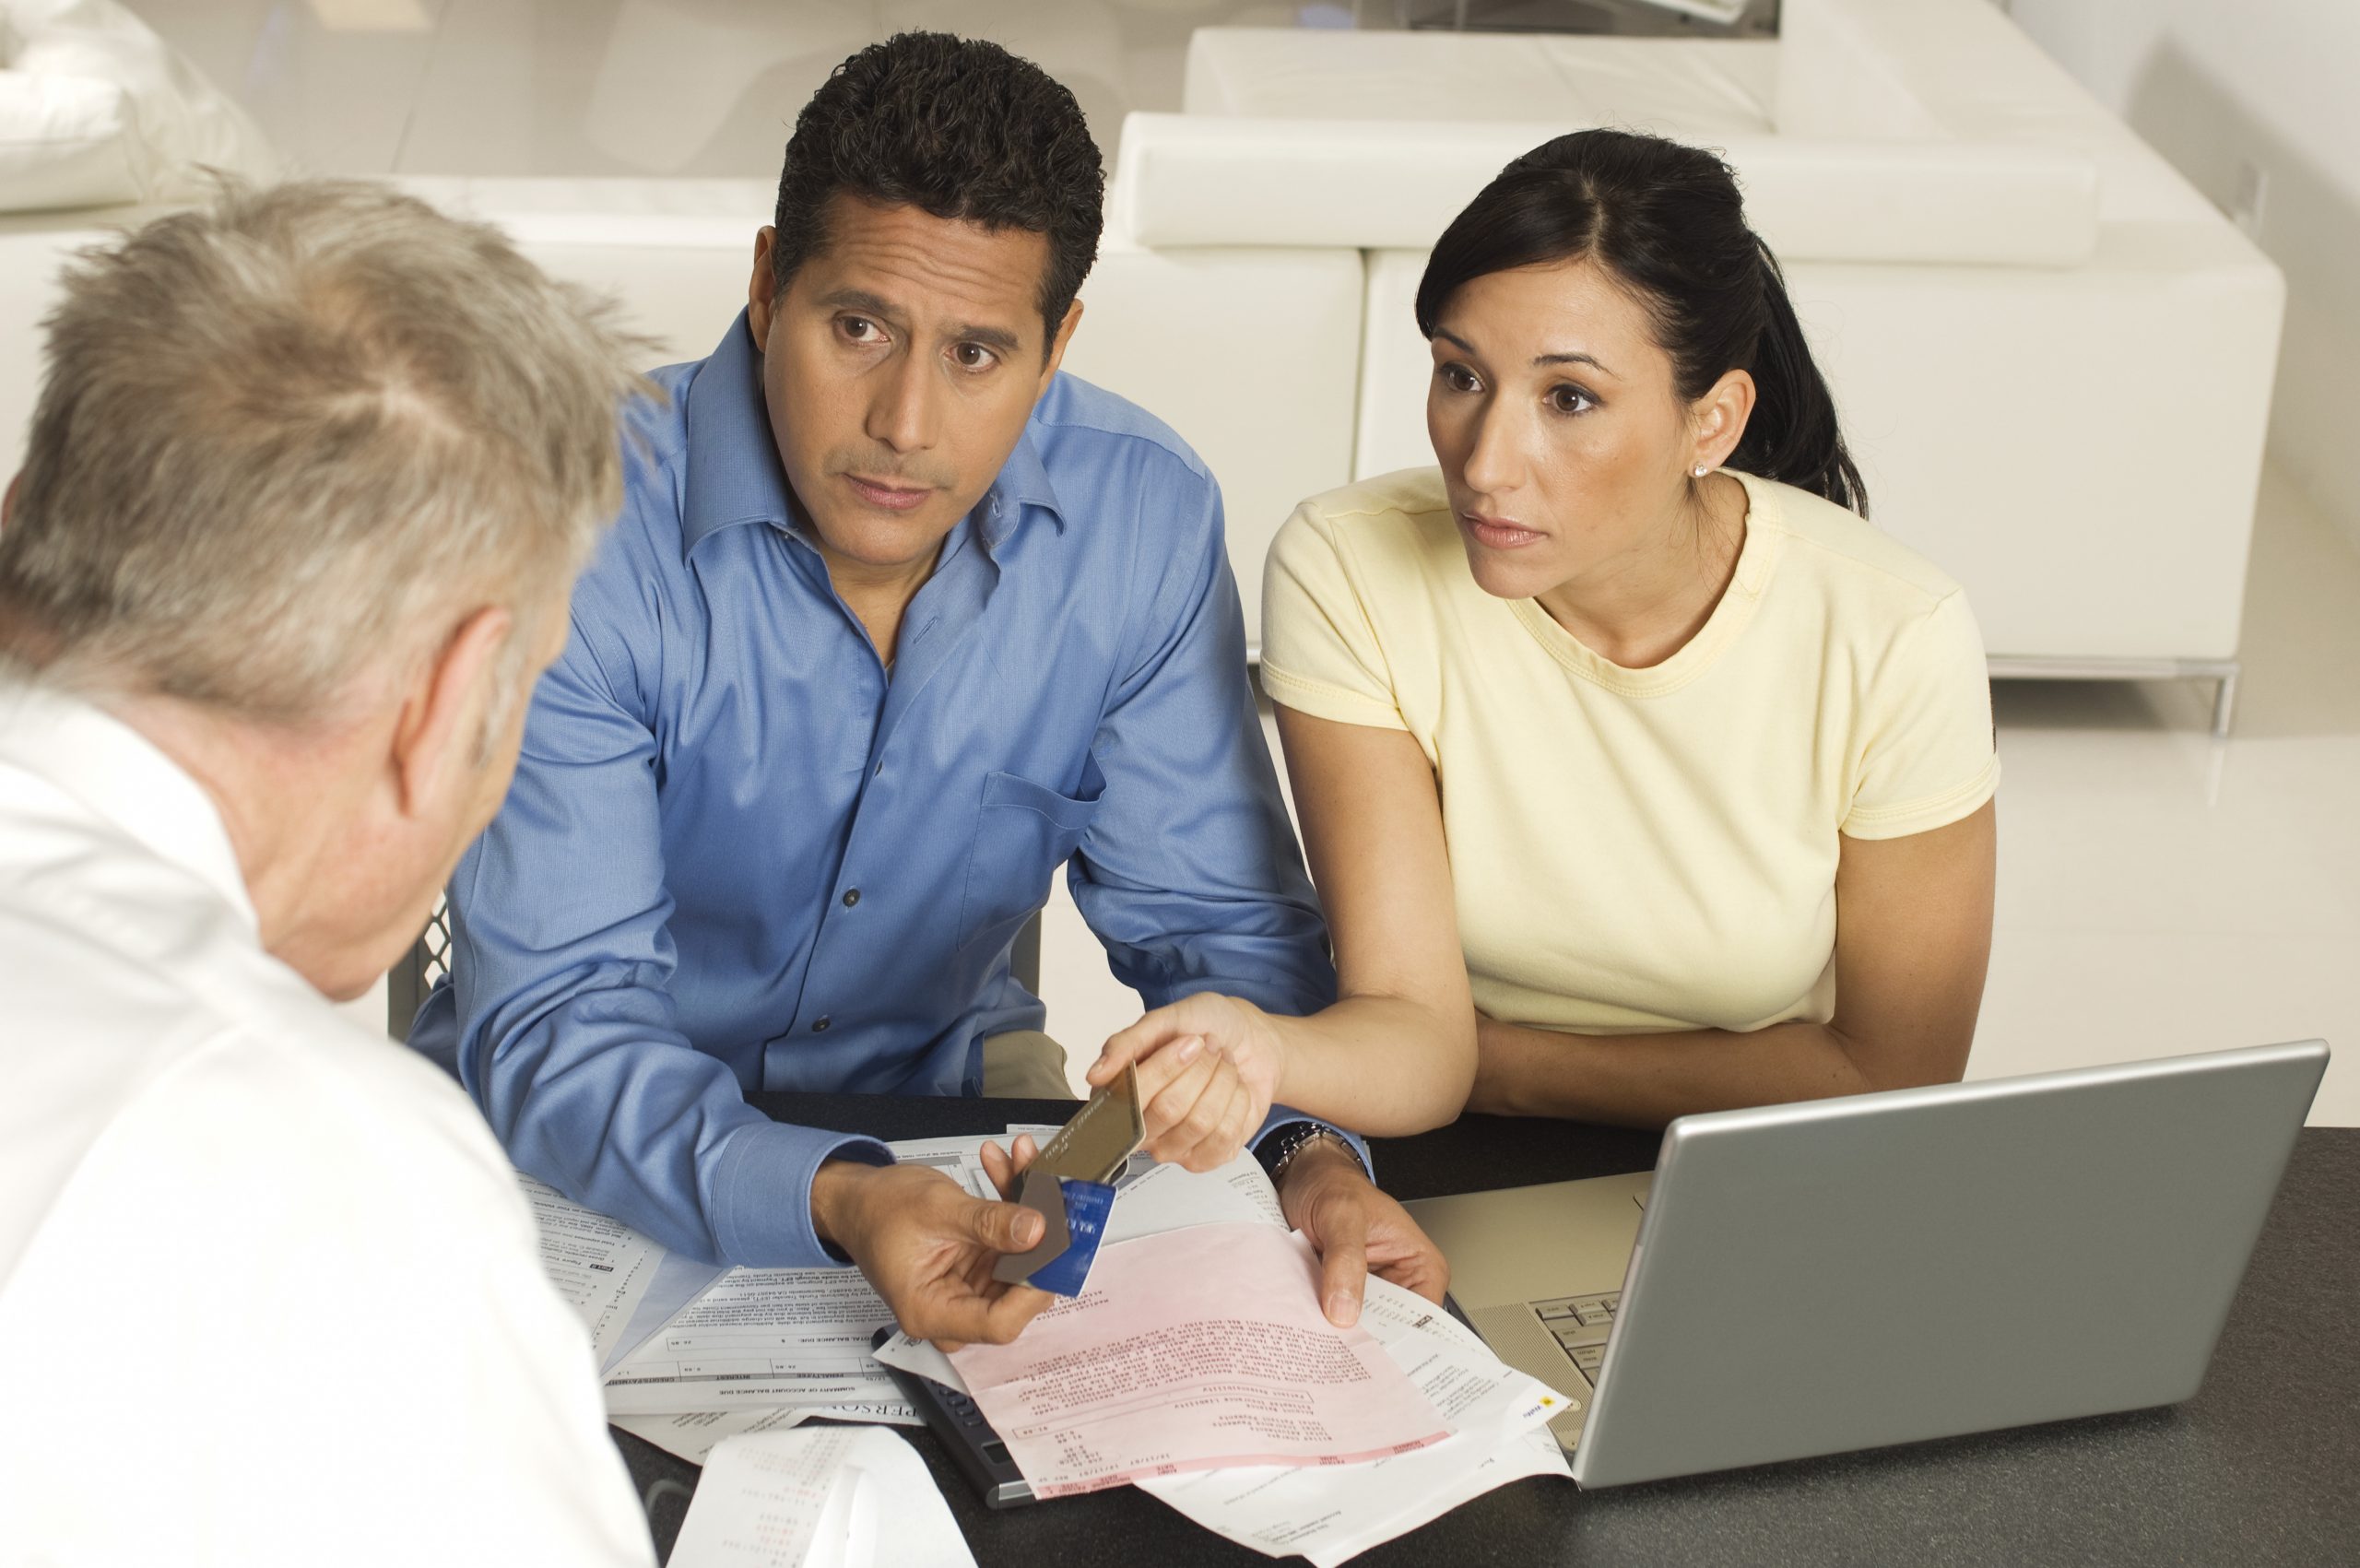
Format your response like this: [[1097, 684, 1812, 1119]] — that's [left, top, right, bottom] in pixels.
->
[[596, 1135, 1020, 1458], [529, 1127, 1576, 1561], [1137, 1276, 1574, 1564], [950, 1222, 1453, 1496], [876, 1164, 1577, 1563], [523, 1136, 1019, 1466]]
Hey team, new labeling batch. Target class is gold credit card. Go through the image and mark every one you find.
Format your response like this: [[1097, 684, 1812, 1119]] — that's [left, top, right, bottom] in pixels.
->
[[1031, 1060, 1145, 1186]]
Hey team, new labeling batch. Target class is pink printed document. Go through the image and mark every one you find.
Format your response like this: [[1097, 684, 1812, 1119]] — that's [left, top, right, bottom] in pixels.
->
[[948, 1221, 1449, 1498]]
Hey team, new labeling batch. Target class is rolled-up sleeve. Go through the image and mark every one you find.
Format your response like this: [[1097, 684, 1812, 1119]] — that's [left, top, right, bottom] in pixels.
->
[[430, 609, 888, 1268]]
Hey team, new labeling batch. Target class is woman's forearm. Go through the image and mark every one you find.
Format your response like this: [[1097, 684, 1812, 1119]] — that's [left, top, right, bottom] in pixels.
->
[[1267, 994, 1477, 1137], [1469, 1015, 1920, 1128]]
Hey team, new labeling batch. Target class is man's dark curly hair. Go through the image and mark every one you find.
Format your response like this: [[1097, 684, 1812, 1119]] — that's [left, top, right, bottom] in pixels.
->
[[773, 32, 1104, 351]]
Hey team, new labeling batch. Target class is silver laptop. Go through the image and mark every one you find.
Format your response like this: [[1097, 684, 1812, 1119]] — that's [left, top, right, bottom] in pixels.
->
[[1406, 1041, 2329, 1488]]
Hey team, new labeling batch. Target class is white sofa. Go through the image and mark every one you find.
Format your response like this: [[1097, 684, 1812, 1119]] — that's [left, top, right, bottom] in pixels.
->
[[0, 0, 2283, 731], [1115, 0, 2286, 729], [378, 177, 1368, 644], [0, 176, 1360, 641]]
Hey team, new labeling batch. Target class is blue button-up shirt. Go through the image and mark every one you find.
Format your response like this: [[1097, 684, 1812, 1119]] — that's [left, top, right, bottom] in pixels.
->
[[410, 313, 1337, 1268]]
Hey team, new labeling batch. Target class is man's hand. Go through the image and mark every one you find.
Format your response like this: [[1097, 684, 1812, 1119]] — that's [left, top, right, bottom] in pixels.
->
[[811, 1137, 1051, 1351], [1278, 1138, 1448, 1327], [1087, 993, 1286, 1171]]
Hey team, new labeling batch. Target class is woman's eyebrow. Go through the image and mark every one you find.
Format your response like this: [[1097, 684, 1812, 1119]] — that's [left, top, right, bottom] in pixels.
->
[[1434, 325, 1617, 379], [1535, 348, 1616, 377]]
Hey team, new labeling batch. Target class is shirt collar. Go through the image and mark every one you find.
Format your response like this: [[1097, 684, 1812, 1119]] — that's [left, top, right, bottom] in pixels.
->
[[679, 310, 1068, 562], [981, 419, 1066, 550], [680, 311, 796, 557], [0, 680, 258, 933]]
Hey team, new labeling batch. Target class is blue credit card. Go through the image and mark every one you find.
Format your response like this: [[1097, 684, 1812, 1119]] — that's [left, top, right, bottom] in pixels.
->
[[1026, 1178, 1115, 1297]]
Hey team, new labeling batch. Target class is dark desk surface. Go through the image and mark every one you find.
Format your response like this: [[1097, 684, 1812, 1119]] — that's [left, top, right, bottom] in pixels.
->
[[613, 1094, 2360, 1567]]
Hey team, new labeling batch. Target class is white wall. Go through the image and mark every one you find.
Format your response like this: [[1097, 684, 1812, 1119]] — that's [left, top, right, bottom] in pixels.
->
[[2003, 0, 2360, 555]]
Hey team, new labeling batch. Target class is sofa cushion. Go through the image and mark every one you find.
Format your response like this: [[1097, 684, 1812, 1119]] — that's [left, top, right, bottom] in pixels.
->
[[1113, 114, 2097, 267], [0, 0, 274, 213], [395, 175, 770, 250], [0, 65, 135, 208], [393, 177, 769, 363]]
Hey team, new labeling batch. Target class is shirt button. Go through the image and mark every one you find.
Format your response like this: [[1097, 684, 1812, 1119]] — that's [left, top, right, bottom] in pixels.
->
[[812, 1017, 832, 1032], [842, 888, 861, 908]]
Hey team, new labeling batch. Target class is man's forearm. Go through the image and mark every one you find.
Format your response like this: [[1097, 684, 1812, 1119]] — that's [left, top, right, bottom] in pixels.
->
[[1468, 1015, 1884, 1128]]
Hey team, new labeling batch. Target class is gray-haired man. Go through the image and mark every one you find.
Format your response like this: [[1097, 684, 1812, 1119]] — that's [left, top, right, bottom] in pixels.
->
[[0, 182, 721, 1562]]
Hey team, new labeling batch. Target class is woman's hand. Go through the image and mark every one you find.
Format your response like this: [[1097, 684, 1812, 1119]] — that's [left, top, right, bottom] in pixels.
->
[[1087, 994, 1288, 1171]]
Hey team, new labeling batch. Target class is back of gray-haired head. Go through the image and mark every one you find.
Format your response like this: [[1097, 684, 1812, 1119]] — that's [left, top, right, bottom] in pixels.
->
[[0, 178, 654, 723]]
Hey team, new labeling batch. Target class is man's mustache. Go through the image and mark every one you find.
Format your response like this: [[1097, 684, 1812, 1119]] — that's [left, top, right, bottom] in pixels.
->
[[828, 449, 956, 490]]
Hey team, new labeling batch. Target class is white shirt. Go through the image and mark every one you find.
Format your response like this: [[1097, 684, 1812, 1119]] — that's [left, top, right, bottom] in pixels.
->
[[0, 685, 654, 1567]]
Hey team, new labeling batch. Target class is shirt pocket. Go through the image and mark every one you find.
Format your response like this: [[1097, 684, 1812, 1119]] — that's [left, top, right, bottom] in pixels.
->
[[956, 770, 1103, 956]]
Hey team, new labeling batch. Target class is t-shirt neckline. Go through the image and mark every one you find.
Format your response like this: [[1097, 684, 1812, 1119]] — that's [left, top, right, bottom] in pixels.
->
[[1504, 471, 1784, 698]]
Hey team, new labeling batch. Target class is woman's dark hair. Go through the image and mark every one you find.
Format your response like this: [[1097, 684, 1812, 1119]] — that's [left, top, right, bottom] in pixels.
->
[[773, 32, 1103, 351], [1416, 129, 1867, 516]]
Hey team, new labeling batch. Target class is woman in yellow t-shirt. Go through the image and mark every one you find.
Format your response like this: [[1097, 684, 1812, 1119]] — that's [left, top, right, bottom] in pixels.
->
[[1090, 127, 1997, 1149]]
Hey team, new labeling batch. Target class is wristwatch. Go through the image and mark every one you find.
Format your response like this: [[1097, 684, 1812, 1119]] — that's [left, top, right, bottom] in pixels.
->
[[1257, 1122, 1368, 1188]]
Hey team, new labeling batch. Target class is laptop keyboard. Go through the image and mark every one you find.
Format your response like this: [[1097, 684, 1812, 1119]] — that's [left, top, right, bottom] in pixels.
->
[[1531, 1291, 1619, 1385]]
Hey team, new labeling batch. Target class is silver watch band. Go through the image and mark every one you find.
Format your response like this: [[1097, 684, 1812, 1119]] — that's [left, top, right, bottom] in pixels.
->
[[1263, 1123, 1367, 1187]]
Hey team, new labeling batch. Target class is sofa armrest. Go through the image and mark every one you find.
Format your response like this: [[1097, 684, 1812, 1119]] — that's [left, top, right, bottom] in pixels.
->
[[1113, 113, 2096, 267], [1778, 0, 2221, 225]]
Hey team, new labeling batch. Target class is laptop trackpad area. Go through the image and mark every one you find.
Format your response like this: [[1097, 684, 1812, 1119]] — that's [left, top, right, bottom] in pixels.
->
[[1405, 1171, 1652, 1306], [1467, 1303, 1592, 1452]]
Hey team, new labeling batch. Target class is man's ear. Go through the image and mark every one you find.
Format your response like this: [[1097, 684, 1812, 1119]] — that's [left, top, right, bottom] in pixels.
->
[[1039, 298, 1084, 390], [748, 227, 781, 346], [390, 606, 512, 819]]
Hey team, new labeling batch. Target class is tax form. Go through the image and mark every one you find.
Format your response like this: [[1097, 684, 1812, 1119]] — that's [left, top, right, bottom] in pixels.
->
[[601, 1136, 1001, 1419], [949, 1221, 1450, 1497], [613, 1401, 923, 1467], [519, 1174, 664, 1368]]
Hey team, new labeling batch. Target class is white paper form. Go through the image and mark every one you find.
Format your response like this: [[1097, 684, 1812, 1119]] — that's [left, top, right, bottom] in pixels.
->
[[882, 1135, 1003, 1200], [604, 1259, 899, 1415], [1137, 1277, 1575, 1564], [667, 1427, 976, 1568], [613, 1402, 923, 1467], [603, 1136, 1001, 1417], [1103, 1147, 1285, 1242], [520, 1173, 666, 1369], [605, 1250, 728, 1375]]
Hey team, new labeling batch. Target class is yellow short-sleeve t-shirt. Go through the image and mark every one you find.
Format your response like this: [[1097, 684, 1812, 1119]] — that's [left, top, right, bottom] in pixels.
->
[[1258, 466, 1999, 1036]]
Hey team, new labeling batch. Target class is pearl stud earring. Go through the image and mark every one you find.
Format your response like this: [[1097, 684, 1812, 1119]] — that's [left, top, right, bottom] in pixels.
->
[[1693, 465, 1710, 478]]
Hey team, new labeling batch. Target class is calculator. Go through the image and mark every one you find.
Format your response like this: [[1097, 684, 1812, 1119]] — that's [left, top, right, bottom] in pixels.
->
[[870, 1326, 1034, 1508]]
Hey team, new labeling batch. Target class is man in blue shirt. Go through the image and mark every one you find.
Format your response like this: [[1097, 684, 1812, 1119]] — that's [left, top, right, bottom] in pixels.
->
[[411, 34, 1445, 1343]]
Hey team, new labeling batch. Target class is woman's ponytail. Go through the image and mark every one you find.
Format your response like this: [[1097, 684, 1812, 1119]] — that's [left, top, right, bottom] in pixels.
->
[[1731, 240, 1867, 515], [1417, 129, 1869, 517]]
